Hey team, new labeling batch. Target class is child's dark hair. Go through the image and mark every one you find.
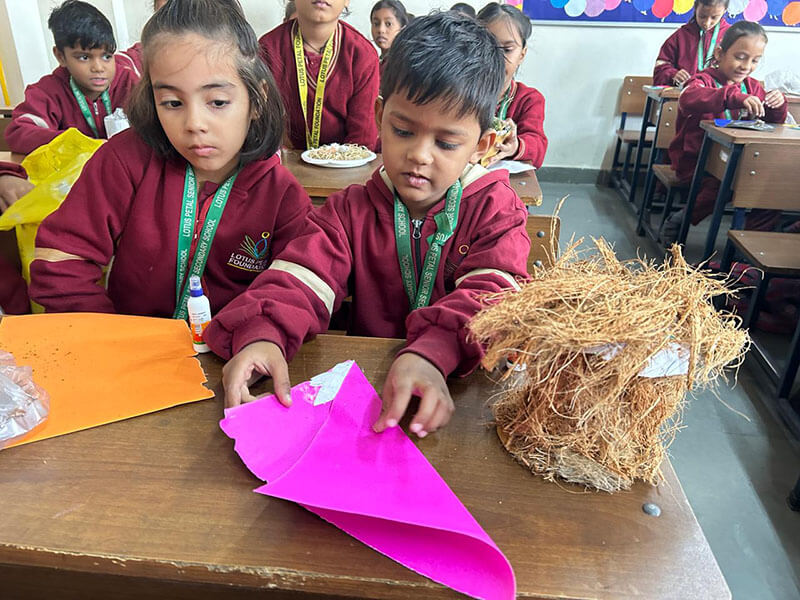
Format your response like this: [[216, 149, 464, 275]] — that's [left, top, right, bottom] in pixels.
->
[[694, 0, 730, 8], [380, 11, 504, 133], [127, 0, 284, 165], [450, 3, 476, 17], [477, 3, 532, 47], [371, 0, 410, 27], [48, 0, 116, 53], [284, 0, 296, 21], [719, 20, 767, 52]]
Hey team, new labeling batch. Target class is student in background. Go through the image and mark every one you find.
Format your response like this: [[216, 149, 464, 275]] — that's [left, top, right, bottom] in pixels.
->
[[118, 0, 169, 77], [4, 0, 139, 154], [0, 163, 32, 314], [653, 0, 730, 87], [477, 3, 547, 168], [284, 0, 297, 21], [370, 0, 409, 62], [661, 21, 786, 243], [29, 0, 312, 317], [259, 0, 380, 151], [206, 12, 530, 437], [450, 3, 476, 17]]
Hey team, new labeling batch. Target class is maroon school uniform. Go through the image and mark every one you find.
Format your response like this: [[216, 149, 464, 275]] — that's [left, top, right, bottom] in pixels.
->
[[668, 68, 787, 226], [4, 56, 139, 155], [653, 18, 730, 86], [29, 129, 312, 316], [0, 162, 30, 314], [117, 42, 143, 78], [504, 81, 548, 168], [205, 166, 530, 377], [260, 20, 380, 151]]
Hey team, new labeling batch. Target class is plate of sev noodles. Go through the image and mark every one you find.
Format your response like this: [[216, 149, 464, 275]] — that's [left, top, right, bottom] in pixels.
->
[[301, 143, 377, 168]]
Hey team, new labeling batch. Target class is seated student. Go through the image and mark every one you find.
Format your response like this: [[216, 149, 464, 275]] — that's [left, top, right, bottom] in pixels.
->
[[4, 0, 139, 155], [29, 0, 312, 317], [259, 0, 380, 151], [661, 21, 786, 243], [477, 3, 547, 168], [653, 0, 730, 87], [118, 0, 169, 77], [450, 2, 476, 17], [370, 0, 410, 63], [0, 163, 33, 314], [205, 12, 530, 437]]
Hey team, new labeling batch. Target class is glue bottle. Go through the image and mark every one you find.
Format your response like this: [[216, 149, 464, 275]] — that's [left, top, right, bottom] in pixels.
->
[[187, 275, 212, 353]]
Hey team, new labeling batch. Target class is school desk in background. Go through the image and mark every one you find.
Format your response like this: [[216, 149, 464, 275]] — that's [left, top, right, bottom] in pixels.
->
[[0, 312, 213, 448]]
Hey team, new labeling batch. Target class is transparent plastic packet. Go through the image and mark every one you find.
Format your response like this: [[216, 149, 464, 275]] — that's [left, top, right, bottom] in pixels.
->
[[0, 350, 49, 448]]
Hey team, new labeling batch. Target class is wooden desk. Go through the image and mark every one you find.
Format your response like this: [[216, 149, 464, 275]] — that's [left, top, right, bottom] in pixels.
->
[[281, 149, 543, 207], [679, 121, 800, 260], [787, 95, 800, 123], [0, 335, 729, 599]]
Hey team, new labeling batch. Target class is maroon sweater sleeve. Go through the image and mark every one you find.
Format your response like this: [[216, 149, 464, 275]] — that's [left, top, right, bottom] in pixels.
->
[[654, 30, 681, 86], [400, 186, 530, 377], [679, 75, 748, 115], [343, 46, 380, 150], [205, 192, 353, 360], [0, 162, 27, 179], [29, 143, 136, 313], [511, 86, 547, 168], [5, 82, 65, 154]]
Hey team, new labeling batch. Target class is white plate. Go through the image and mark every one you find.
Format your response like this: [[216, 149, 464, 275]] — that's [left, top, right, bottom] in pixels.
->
[[301, 148, 377, 168]]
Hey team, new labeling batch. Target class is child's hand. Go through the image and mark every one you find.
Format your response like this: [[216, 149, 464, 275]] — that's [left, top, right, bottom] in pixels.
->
[[221, 341, 292, 409], [742, 95, 765, 119], [672, 69, 690, 86], [486, 120, 519, 167], [764, 89, 786, 109], [374, 353, 454, 437], [0, 175, 34, 212]]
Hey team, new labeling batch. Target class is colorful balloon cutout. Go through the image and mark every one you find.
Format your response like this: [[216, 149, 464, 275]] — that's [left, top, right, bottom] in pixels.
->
[[727, 0, 748, 15], [633, 0, 655, 10], [673, 0, 695, 13], [550, 0, 570, 9], [564, 0, 588, 16], [784, 0, 800, 24], [652, 0, 674, 18], [604, 0, 623, 9], [584, 0, 606, 15], [744, 0, 768, 20]]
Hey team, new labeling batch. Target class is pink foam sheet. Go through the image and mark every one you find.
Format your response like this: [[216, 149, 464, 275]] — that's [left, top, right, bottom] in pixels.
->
[[220, 361, 516, 600]]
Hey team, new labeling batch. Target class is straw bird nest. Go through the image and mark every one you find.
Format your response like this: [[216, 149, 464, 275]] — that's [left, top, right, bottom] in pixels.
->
[[468, 238, 749, 493]]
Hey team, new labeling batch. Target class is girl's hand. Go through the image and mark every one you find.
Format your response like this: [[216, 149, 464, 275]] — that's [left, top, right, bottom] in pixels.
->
[[742, 95, 765, 119], [221, 341, 292, 408], [672, 69, 690, 86], [373, 353, 454, 437], [764, 89, 786, 109], [0, 175, 34, 212], [486, 119, 519, 167]]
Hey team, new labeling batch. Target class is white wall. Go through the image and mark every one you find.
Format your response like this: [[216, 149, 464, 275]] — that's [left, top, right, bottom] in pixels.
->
[[2, 0, 799, 169]]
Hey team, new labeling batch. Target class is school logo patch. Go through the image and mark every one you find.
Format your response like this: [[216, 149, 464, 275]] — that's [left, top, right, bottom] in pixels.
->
[[227, 232, 271, 272]]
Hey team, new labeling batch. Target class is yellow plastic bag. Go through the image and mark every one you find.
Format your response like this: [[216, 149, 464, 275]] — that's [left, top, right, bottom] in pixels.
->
[[0, 129, 103, 298]]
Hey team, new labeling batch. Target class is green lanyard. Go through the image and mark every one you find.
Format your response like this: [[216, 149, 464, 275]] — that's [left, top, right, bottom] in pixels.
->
[[697, 22, 720, 72], [69, 77, 112, 138], [172, 165, 238, 320], [714, 80, 749, 120], [496, 86, 512, 121], [394, 180, 462, 310]]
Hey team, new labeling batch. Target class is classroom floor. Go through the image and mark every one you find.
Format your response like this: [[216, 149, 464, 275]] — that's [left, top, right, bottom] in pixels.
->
[[536, 181, 800, 600]]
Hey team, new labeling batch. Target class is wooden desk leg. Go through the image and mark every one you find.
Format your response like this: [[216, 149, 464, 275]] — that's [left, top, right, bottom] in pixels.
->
[[678, 134, 712, 246], [777, 315, 800, 400], [628, 96, 654, 206], [789, 473, 800, 511], [702, 144, 742, 262], [635, 101, 663, 237]]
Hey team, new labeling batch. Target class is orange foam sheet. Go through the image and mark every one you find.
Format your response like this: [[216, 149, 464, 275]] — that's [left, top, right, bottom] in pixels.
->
[[0, 313, 214, 448]]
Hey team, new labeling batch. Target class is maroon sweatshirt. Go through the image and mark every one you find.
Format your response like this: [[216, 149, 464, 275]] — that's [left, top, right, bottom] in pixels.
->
[[29, 129, 312, 317], [668, 68, 787, 182], [505, 81, 548, 169], [205, 166, 530, 377], [4, 56, 139, 155], [653, 18, 730, 86], [260, 20, 380, 151], [118, 42, 143, 78], [0, 162, 30, 314]]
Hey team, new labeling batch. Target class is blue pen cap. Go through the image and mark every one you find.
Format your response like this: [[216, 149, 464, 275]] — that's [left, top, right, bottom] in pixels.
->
[[189, 275, 204, 297]]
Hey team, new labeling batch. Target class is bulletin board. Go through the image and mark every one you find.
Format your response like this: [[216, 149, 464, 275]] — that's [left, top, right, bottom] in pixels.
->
[[512, 0, 800, 26]]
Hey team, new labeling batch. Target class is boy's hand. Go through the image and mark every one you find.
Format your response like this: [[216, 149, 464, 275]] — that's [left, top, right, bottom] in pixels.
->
[[0, 175, 34, 212], [221, 341, 292, 409], [764, 89, 785, 109], [374, 353, 454, 437], [486, 119, 519, 167], [742, 95, 765, 118], [672, 69, 690, 86]]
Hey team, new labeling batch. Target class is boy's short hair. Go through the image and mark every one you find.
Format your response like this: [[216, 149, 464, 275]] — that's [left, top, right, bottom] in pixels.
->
[[380, 11, 504, 133], [48, 0, 116, 53], [450, 2, 476, 17]]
